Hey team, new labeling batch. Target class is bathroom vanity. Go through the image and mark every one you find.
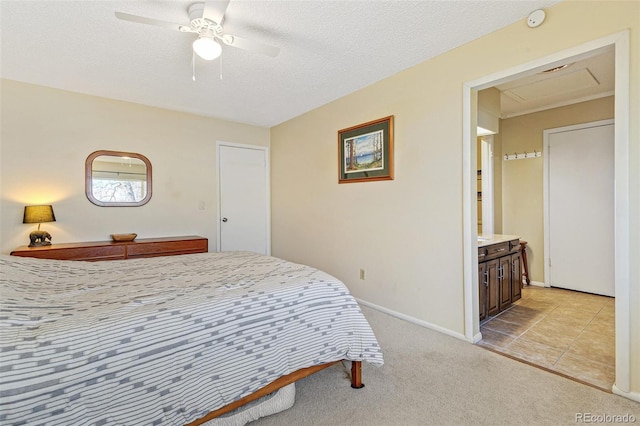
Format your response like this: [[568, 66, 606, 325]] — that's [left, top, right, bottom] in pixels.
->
[[478, 234, 522, 321]]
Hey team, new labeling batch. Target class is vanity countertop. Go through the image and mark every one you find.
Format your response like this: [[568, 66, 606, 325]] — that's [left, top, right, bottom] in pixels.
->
[[477, 234, 520, 248]]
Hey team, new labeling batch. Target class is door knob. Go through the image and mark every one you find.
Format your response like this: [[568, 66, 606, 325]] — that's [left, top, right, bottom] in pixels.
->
[[222, 217, 228, 222]]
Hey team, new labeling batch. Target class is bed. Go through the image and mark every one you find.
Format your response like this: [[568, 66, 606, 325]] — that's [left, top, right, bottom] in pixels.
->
[[0, 251, 383, 425]]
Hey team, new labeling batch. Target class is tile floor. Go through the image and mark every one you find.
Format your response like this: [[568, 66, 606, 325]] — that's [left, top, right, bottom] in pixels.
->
[[478, 285, 615, 391]]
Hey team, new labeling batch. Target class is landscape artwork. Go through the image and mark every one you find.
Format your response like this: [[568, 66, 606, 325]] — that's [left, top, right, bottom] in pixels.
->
[[338, 115, 394, 183], [343, 130, 384, 173]]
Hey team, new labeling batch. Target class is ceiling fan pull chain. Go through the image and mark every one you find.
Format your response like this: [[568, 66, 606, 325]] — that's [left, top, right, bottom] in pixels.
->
[[219, 53, 223, 80], [192, 51, 196, 81]]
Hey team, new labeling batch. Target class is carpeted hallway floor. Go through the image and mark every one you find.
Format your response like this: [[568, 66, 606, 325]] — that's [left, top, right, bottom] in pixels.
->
[[252, 305, 639, 425]]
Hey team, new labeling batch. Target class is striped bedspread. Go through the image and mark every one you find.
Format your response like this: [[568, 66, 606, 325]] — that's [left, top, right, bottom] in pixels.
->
[[0, 251, 383, 425]]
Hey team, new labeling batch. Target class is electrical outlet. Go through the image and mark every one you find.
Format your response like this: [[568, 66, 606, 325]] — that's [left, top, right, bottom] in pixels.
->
[[359, 269, 365, 280]]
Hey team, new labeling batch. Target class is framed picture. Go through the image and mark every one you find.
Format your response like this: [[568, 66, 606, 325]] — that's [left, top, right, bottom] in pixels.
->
[[338, 115, 394, 183]]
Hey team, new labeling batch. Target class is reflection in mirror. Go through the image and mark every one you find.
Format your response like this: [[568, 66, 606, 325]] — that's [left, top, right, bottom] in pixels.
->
[[85, 150, 152, 207]]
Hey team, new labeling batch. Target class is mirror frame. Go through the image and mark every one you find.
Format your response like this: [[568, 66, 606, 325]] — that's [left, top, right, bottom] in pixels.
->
[[85, 150, 152, 207]]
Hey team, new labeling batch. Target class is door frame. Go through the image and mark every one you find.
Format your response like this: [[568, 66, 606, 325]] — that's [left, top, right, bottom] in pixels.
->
[[480, 135, 495, 235], [543, 119, 614, 291], [216, 141, 271, 255], [462, 30, 631, 395]]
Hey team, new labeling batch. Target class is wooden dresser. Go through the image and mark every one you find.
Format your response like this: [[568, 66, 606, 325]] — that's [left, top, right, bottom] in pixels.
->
[[10, 236, 208, 261]]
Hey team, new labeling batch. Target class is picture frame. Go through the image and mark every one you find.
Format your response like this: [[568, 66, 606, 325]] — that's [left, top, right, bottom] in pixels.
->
[[338, 115, 394, 183]]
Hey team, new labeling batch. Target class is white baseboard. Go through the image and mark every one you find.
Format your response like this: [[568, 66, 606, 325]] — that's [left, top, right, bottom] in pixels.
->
[[355, 298, 470, 342], [612, 384, 640, 403], [526, 280, 546, 288]]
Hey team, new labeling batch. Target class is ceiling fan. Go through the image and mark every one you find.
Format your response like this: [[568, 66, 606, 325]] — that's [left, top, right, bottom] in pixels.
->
[[114, 0, 280, 61]]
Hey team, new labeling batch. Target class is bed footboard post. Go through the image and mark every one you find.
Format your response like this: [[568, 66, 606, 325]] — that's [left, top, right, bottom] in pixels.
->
[[350, 361, 364, 389]]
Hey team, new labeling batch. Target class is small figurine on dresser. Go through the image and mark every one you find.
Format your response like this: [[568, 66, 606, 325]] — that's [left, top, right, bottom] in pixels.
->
[[29, 230, 52, 247]]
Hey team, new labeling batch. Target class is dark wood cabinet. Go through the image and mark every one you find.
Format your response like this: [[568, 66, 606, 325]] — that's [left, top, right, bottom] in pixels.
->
[[498, 255, 512, 312], [478, 237, 521, 321], [510, 251, 522, 302], [485, 258, 500, 318], [479, 262, 488, 321], [10, 236, 208, 261]]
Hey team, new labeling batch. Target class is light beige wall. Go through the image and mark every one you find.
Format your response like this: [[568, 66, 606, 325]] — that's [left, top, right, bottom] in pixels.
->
[[271, 1, 639, 393], [501, 96, 614, 283], [478, 88, 501, 134], [0, 80, 269, 254]]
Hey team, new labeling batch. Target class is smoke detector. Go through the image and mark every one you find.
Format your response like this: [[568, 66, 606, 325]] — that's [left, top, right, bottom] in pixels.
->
[[527, 9, 546, 28]]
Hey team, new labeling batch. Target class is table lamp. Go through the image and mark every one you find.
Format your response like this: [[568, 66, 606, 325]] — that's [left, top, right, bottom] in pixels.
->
[[23, 205, 56, 247]]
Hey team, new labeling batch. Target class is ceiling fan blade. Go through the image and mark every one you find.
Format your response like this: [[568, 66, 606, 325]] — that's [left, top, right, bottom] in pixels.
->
[[222, 35, 280, 57], [114, 11, 188, 32], [203, 0, 230, 24]]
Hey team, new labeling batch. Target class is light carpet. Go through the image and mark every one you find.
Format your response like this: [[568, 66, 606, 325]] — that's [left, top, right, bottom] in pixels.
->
[[252, 305, 639, 425]]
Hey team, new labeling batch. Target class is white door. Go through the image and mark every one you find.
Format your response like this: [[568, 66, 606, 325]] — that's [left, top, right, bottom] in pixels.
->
[[217, 143, 270, 255], [545, 120, 614, 296]]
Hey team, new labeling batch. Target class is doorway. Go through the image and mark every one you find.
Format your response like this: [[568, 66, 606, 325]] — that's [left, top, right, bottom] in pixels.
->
[[479, 120, 616, 390], [216, 142, 271, 255], [462, 31, 631, 395]]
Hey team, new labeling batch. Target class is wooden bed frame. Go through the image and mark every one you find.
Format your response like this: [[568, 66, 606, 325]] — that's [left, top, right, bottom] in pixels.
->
[[188, 360, 363, 425]]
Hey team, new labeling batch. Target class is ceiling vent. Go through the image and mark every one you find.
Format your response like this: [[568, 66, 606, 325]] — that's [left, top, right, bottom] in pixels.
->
[[542, 63, 573, 73], [503, 68, 600, 102]]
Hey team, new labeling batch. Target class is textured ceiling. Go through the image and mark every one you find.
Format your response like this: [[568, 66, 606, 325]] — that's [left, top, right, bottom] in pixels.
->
[[1, 0, 561, 127]]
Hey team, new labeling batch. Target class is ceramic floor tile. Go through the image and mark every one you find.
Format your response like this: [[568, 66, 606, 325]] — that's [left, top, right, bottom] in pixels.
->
[[518, 290, 556, 301], [477, 286, 615, 390], [594, 308, 615, 322], [543, 309, 596, 328], [529, 289, 573, 302], [601, 299, 615, 311], [478, 327, 515, 349], [530, 317, 585, 338], [493, 307, 544, 326], [503, 338, 564, 368], [584, 317, 615, 336], [563, 301, 608, 314], [518, 328, 576, 351], [567, 329, 615, 365], [553, 352, 615, 391], [512, 300, 556, 313], [481, 318, 530, 337], [547, 305, 599, 318]]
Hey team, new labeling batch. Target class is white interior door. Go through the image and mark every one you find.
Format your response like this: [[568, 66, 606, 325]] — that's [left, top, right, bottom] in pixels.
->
[[545, 120, 614, 296], [217, 143, 270, 255]]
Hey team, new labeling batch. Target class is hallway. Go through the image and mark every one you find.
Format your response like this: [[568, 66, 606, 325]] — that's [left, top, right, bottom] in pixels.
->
[[478, 286, 615, 391]]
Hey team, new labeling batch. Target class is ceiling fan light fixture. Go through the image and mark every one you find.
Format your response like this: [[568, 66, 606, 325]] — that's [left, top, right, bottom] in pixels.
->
[[193, 35, 222, 60]]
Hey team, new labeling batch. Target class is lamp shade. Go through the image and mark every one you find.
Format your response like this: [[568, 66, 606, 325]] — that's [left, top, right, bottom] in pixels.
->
[[193, 36, 222, 61], [23, 205, 56, 224]]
